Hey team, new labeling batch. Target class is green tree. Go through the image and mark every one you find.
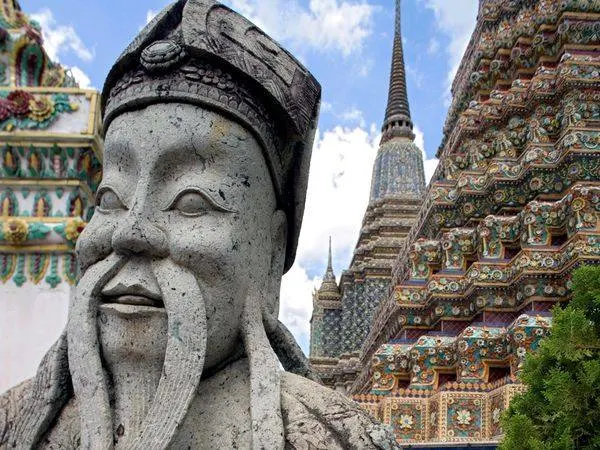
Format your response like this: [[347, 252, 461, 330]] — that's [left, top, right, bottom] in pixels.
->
[[500, 265, 600, 450]]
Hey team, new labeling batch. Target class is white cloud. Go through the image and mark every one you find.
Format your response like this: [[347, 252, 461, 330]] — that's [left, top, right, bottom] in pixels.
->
[[424, 157, 439, 184], [225, 0, 377, 56], [419, 0, 478, 104], [31, 9, 94, 63], [414, 124, 425, 151], [296, 125, 379, 264], [279, 124, 380, 350], [279, 265, 321, 345], [413, 124, 439, 184], [68, 66, 92, 89], [30, 9, 95, 90]]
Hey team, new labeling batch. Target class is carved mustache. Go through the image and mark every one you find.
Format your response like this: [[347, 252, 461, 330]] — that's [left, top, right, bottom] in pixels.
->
[[68, 256, 207, 449], [101, 258, 164, 308]]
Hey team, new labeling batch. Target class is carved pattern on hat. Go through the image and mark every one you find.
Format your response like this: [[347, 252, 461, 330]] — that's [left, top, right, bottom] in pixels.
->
[[106, 59, 284, 181], [181, 0, 320, 136]]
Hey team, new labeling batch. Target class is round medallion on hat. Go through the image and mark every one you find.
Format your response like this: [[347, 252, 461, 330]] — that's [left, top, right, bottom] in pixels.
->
[[141, 40, 187, 73]]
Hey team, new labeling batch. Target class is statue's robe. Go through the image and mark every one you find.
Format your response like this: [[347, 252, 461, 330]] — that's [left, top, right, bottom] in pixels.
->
[[1, 361, 397, 449]]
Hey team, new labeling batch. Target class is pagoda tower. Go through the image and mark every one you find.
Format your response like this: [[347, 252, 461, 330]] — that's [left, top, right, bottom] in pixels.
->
[[0, 0, 103, 392], [309, 0, 426, 392], [348, 0, 600, 446], [310, 238, 341, 362]]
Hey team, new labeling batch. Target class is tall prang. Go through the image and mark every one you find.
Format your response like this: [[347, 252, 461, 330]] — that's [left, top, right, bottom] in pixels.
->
[[309, 0, 426, 393], [347, 0, 600, 446], [0, 0, 103, 392]]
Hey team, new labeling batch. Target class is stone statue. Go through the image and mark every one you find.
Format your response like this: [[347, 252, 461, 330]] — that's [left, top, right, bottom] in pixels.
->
[[0, 1, 398, 448]]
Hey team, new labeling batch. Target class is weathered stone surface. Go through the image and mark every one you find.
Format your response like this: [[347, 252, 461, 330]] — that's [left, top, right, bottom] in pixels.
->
[[1, 1, 398, 449]]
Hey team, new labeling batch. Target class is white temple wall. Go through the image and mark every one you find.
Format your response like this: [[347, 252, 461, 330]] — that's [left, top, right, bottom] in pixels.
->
[[0, 280, 70, 393]]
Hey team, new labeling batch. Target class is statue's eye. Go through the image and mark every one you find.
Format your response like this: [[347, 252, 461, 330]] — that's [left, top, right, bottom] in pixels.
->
[[96, 188, 126, 212], [171, 191, 211, 216]]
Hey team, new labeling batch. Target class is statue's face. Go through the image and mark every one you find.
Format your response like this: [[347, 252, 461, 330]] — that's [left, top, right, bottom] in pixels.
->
[[76, 103, 280, 370]]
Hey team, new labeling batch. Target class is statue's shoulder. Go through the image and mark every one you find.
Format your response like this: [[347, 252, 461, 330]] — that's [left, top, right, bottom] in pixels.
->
[[281, 372, 400, 450], [1, 379, 79, 448], [1, 379, 33, 446]]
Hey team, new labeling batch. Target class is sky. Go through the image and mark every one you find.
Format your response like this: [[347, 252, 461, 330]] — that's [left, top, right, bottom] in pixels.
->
[[20, 0, 479, 353]]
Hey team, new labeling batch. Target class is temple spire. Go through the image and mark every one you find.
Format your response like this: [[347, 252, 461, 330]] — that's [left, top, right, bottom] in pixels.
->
[[323, 237, 335, 282], [327, 237, 333, 272], [381, 0, 414, 143], [368, 0, 425, 202], [318, 237, 339, 295]]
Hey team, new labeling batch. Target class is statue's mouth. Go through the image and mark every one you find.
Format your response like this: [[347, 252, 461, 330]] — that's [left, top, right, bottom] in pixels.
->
[[101, 282, 164, 309], [104, 294, 164, 308]]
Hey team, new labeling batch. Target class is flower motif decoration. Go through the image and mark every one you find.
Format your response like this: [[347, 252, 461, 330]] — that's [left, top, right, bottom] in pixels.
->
[[529, 177, 543, 191], [456, 409, 472, 426], [571, 198, 586, 212], [398, 414, 414, 430], [0, 91, 79, 130], [493, 190, 506, 202], [524, 284, 537, 296], [54, 217, 87, 244], [28, 96, 55, 122], [7, 90, 33, 116], [2, 218, 28, 244]]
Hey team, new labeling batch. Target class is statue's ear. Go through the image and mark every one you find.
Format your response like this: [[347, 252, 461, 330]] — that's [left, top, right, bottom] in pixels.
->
[[267, 209, 287, 316]]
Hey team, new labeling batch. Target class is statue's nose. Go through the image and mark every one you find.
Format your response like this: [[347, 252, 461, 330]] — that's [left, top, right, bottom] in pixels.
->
[[111, 212, 169, 258]]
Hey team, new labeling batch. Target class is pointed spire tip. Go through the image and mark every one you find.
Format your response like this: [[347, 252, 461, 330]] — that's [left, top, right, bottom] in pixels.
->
[[381, 0, 414, 143]]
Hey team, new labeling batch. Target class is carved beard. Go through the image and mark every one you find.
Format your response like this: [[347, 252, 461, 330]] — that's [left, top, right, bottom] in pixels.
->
[[67, 254, 285, 449], [67, 255, 207, 449], [8, 244, 311, 449]]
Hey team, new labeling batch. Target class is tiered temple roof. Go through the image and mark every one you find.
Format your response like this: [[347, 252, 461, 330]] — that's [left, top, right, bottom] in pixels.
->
[[346, 0, 600, 445], [309, 0, 426, 392], [0, 0, 102, 391]]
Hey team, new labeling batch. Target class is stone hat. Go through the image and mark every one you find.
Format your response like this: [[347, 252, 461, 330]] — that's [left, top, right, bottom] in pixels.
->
[[101, 0, 321, 272]]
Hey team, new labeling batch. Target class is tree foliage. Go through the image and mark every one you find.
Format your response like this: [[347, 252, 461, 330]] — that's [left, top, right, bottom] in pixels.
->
[[500, 265, 600, 450]]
